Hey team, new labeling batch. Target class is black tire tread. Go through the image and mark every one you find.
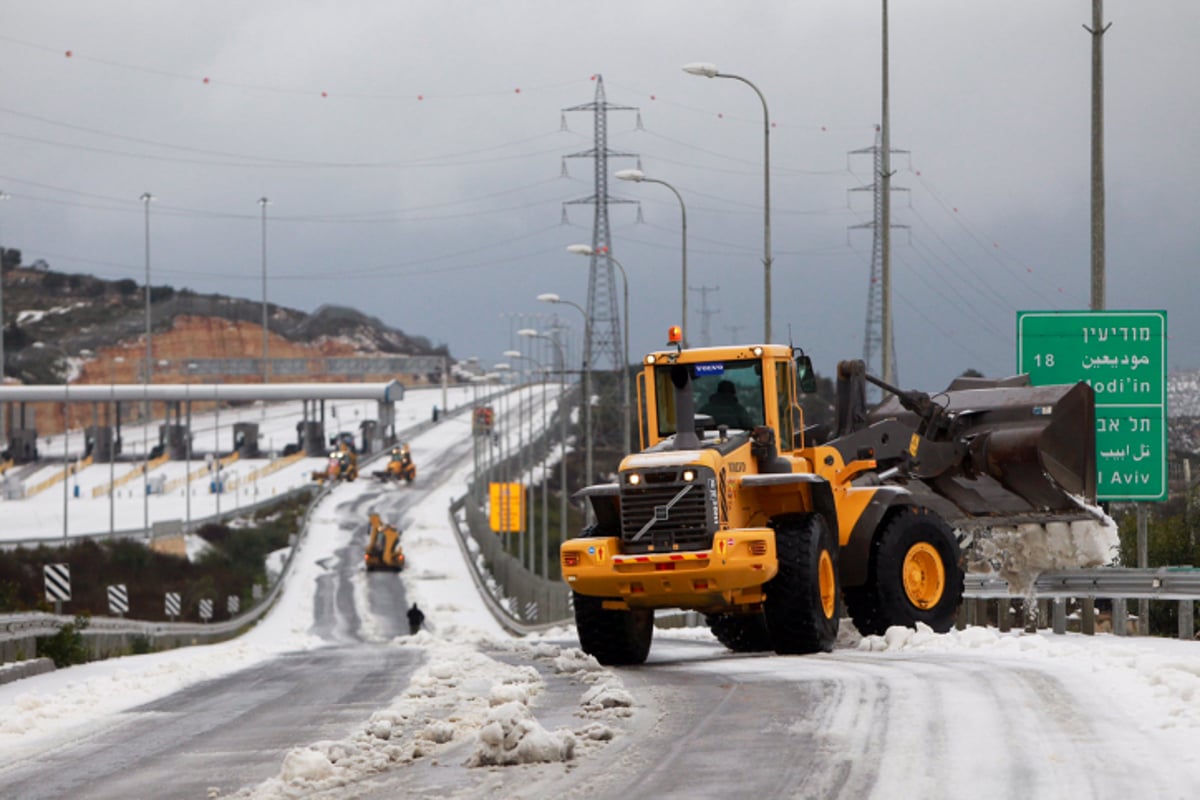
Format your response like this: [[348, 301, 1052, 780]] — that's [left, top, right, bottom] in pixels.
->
[[764, 514, 840, 655], [706, 612, 773, 652], [848, 506, 964, 636], [572, 592, 653, 665]]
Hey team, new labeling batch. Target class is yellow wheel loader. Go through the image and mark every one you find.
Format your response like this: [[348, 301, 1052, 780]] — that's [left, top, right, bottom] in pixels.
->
[[312, 446, 358, 484], [364, 512, 405, 571], [561, 330, 1100, 665], [373, 444, 416, 484]]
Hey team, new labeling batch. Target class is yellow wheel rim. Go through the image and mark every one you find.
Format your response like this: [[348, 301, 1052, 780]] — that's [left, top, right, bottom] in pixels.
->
[[902, 542, 945, 610], [818, 549, 837, 619]]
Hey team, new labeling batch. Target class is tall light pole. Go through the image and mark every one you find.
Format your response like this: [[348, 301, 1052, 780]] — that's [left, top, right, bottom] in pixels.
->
[[520, 327, 566, 579], [683, 62, 772, 342], [493, 362, 516, 553], [506, 349, 550, 578], [503, 349, 529, 569], [537, 293, 591, 502], [612, 170, 688, 346], [567, 243, 631, 453], [109, 355, 123, 535], [0, 189, 10, 447], [259, 197, 270, 384], [140, 192, 154, 538]]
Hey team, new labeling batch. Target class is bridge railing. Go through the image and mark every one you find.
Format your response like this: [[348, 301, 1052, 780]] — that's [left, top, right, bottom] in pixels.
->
[[962, 568, 1200, 640]]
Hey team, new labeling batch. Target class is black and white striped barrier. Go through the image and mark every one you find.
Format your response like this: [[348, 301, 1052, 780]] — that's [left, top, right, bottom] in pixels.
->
[[107, 584, 129, 617]]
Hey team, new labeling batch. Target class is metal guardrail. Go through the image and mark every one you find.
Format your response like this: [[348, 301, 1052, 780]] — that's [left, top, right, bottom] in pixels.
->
[[964, 568, 1200, 601], [964, 567, 1199, 640]]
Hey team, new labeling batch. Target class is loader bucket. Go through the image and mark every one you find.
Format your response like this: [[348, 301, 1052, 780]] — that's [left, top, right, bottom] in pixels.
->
[[869, 379, 1097, 529]]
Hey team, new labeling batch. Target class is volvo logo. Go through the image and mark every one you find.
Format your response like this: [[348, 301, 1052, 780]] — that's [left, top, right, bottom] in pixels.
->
[[632, 484, 695, 541]]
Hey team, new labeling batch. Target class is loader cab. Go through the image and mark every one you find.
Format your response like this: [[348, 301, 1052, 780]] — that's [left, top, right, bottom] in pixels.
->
[[654, 359, 765, 437], [637, 343, 802, 452]]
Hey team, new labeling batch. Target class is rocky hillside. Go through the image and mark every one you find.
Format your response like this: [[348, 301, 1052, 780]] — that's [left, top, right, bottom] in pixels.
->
[[1, 256, 450, 386]]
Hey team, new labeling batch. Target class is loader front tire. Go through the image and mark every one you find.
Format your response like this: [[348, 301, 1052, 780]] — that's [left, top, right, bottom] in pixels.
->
[[572, 592, 653, 665], [705, 611, 772, 652], [764, 514, 840, 654], [847, 506, 963, 636]]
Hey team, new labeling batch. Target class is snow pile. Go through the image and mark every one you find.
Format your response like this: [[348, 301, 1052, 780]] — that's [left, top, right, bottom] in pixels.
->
[[467, 700, 575, 766], [579, 681, 635, 715], [264, 546, 290, 584], [185, 533, 215, 562], [230, 636, 622, 798], [966, 517, 1120, 594], [858, 623, 1200, 730]]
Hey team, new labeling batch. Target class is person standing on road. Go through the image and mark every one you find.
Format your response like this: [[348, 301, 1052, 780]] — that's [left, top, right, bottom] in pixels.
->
[[407, 602, 425, 635]]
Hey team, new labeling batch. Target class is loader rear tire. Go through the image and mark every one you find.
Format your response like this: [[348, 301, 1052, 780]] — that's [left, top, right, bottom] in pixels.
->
[[764, 514, 840, 654], [572, 592, 653, 666], [846, 507, 963, 636], [705, 611, 772, 652]]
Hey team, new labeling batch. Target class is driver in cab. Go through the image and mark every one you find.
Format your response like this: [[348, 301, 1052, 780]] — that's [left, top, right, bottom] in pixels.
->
[[699, 379, 753, 429]]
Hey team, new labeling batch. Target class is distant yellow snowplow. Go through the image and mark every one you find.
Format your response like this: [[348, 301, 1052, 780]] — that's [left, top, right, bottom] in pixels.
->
[[364, 512, 405, 571], [373, 444, 416, 484], [313, 445, 358, 484]]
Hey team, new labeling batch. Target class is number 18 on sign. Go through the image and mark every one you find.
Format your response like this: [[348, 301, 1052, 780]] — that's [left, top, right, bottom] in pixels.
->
[[1017, 310, 1166, 502]]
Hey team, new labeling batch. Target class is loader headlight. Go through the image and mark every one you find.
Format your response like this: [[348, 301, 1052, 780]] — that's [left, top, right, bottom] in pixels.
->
[[644, 354, 657, 365], [681, 469, 696, 482], [752, 346, 764, 357], [627, 473, 641, 486]]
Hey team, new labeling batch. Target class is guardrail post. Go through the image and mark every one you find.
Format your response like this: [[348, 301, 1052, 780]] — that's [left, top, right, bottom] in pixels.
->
[[997, 600, 1011, 632], [1023, 600, 1038, 634], [1180, 600, 1195, 641], [1081, 598, 1096, 636], [1052, 598, 1066, 635], [974, 598, 988, 629], [1112, 597, 1127, 636]]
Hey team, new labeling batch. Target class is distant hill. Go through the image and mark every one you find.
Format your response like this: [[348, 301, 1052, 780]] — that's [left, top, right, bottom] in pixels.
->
[[1, 254, 452, 386]]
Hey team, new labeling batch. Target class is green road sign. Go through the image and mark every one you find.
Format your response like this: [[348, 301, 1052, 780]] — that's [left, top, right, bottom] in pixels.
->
[[1017, 310, 1167, 501]]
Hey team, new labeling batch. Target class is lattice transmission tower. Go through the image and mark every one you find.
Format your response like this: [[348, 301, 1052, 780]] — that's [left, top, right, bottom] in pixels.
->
[[689, 284, 720, 346], [850, 129, 908, 398], [562, 75, 639, 451]]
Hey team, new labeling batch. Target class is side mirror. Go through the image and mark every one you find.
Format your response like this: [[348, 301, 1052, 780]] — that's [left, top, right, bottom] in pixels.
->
[[796, 355, 818, 394]]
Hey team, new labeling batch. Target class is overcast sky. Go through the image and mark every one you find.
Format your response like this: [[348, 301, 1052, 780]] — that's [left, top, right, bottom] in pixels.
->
[[1, 1, 1196, 391]]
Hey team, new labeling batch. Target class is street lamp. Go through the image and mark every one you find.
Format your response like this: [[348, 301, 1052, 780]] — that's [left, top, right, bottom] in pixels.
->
[[520, 327, 567, 579], [140, 191, 153, 539], [683, 62, 773, 343], [506, 348, 551, 577], [537, 293, 592, 502], [611, 170, 689, 347], [566, 244, 631, 453], [0, 189, 10, 447], [259, 197, 270, 385]]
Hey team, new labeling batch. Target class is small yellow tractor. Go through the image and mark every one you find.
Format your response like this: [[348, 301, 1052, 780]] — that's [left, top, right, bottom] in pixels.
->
[[312, 443, 358, 484], [364, 512, 405, 571], [561, 329, 1099, 665], [373, 444, 416, 484]]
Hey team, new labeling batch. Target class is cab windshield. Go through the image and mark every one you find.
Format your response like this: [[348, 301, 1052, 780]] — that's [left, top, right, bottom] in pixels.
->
[[654, 359, 765, 435]]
